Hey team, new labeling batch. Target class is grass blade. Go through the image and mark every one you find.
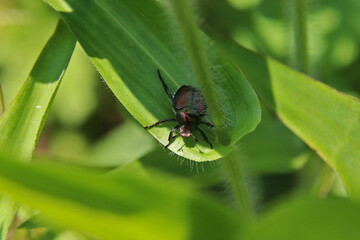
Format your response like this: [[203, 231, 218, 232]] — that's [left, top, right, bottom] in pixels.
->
[[0, 20, 76, 159], [0, 154, 241, 240], [0, 20, 76, 239]]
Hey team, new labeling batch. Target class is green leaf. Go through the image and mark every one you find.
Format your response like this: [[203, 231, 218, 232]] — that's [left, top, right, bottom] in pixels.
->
[[210, 34, 360, 199], [0, 154, 241, 240], [136, 148, 224, 188], [169, 0, 231, 145], [89, 121, 156, 166], [0, 20, 76, 239], [244, 198, 360, 240], [0, 20, 76, 159], [52, 45, 98, 127], [49, 121, 156, 167], [139, 148, 221, 177], [18, 214, 61, 231], [44, 0, 261, 161], [0, 198, 17, 240], [242, 119, 309, 174]]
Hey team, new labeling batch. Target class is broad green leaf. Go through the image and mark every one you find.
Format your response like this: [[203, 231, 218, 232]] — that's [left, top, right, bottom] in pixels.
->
[[210, 34, 360, 199], [0, 154, 241, 240], [45, 121, 155, 167], [244, 198, 360, 240], [137, 148, 224, 187], [0, 21, 75, 239], [107, 148, 224, 189], [139, 148, 221, 177], [19, 214, 59, 230], [242, 119, 309, 174], [44, 0, 261, 161], [89, 121, 155, 166]]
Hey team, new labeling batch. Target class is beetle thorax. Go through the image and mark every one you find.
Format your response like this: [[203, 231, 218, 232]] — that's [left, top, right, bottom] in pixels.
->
[[178, 111, 195, 125], [179, 125, 191, 137]]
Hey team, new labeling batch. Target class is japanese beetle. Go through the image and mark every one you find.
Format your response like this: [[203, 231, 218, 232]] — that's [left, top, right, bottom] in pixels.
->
[[144, 70, 214, 149]]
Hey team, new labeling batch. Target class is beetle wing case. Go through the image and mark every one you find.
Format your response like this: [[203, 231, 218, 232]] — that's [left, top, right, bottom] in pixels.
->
[[173, 86, 207, 116]]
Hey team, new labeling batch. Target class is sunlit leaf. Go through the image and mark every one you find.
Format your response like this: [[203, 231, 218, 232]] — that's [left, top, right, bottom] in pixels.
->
[[0, 154, 241, 240], [89, 121, 156, 166], [210, 33, 360, 199], [0, 20, 75, 159], [245, 198, 360, 240], [0, 20, 76, 239], [242, 119, 309, 174], [44, 0, 261, 161]]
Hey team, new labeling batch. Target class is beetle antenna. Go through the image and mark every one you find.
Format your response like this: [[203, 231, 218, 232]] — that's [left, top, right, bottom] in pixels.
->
[[157, 69, 173, 101]]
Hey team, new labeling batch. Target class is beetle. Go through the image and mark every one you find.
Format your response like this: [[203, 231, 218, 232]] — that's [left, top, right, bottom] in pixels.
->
[[144, 70, 214, 149]]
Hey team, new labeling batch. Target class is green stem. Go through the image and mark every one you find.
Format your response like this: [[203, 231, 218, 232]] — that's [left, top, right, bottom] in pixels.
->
[[310, 163, 336, 198], [169, 0, 230, 145], [223, 150, 254, 222], [0, 86, 4, 116], [293, 0, 309, 73]]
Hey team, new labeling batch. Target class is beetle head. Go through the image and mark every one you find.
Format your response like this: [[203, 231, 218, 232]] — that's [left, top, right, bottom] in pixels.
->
[[179, 125, 191, 137]]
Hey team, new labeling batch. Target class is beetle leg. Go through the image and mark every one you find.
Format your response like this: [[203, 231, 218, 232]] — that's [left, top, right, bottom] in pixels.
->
[[144, 118, 176, 129], [165, 134, 179, 148], [165, 126, 180, 148], [168, 125, 180, 141], [157, 69, 173, 101], [165, 135, 178, 148], [200, 121, 214, 128], [196, 127, 213, 149]]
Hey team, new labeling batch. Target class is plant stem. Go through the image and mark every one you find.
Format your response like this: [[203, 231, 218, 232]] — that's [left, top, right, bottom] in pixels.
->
[[0, 86, 4, 116], [293, 0, 309, 73], [310, 163, 336, 198], [223, 150, 254, 222], [169, 0, 230, 145]]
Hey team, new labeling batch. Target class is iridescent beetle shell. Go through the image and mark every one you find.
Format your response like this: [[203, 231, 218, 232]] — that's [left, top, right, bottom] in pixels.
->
[[144, 70, 214, 149], [173, 86, 207, 116]]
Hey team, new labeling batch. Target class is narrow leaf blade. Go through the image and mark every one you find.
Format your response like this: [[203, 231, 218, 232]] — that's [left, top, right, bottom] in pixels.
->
[[0, 20, 76, 239], [0, 154, 241, 240], [0, 20, 76, 159]]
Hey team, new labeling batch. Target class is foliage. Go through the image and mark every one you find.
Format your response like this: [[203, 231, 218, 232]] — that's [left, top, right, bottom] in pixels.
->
[[0, 0, 359, 239]]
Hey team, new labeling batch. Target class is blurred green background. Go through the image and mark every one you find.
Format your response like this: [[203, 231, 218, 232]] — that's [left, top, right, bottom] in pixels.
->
[[1, 0, 359, 202], [0, 0, 359, 238]]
